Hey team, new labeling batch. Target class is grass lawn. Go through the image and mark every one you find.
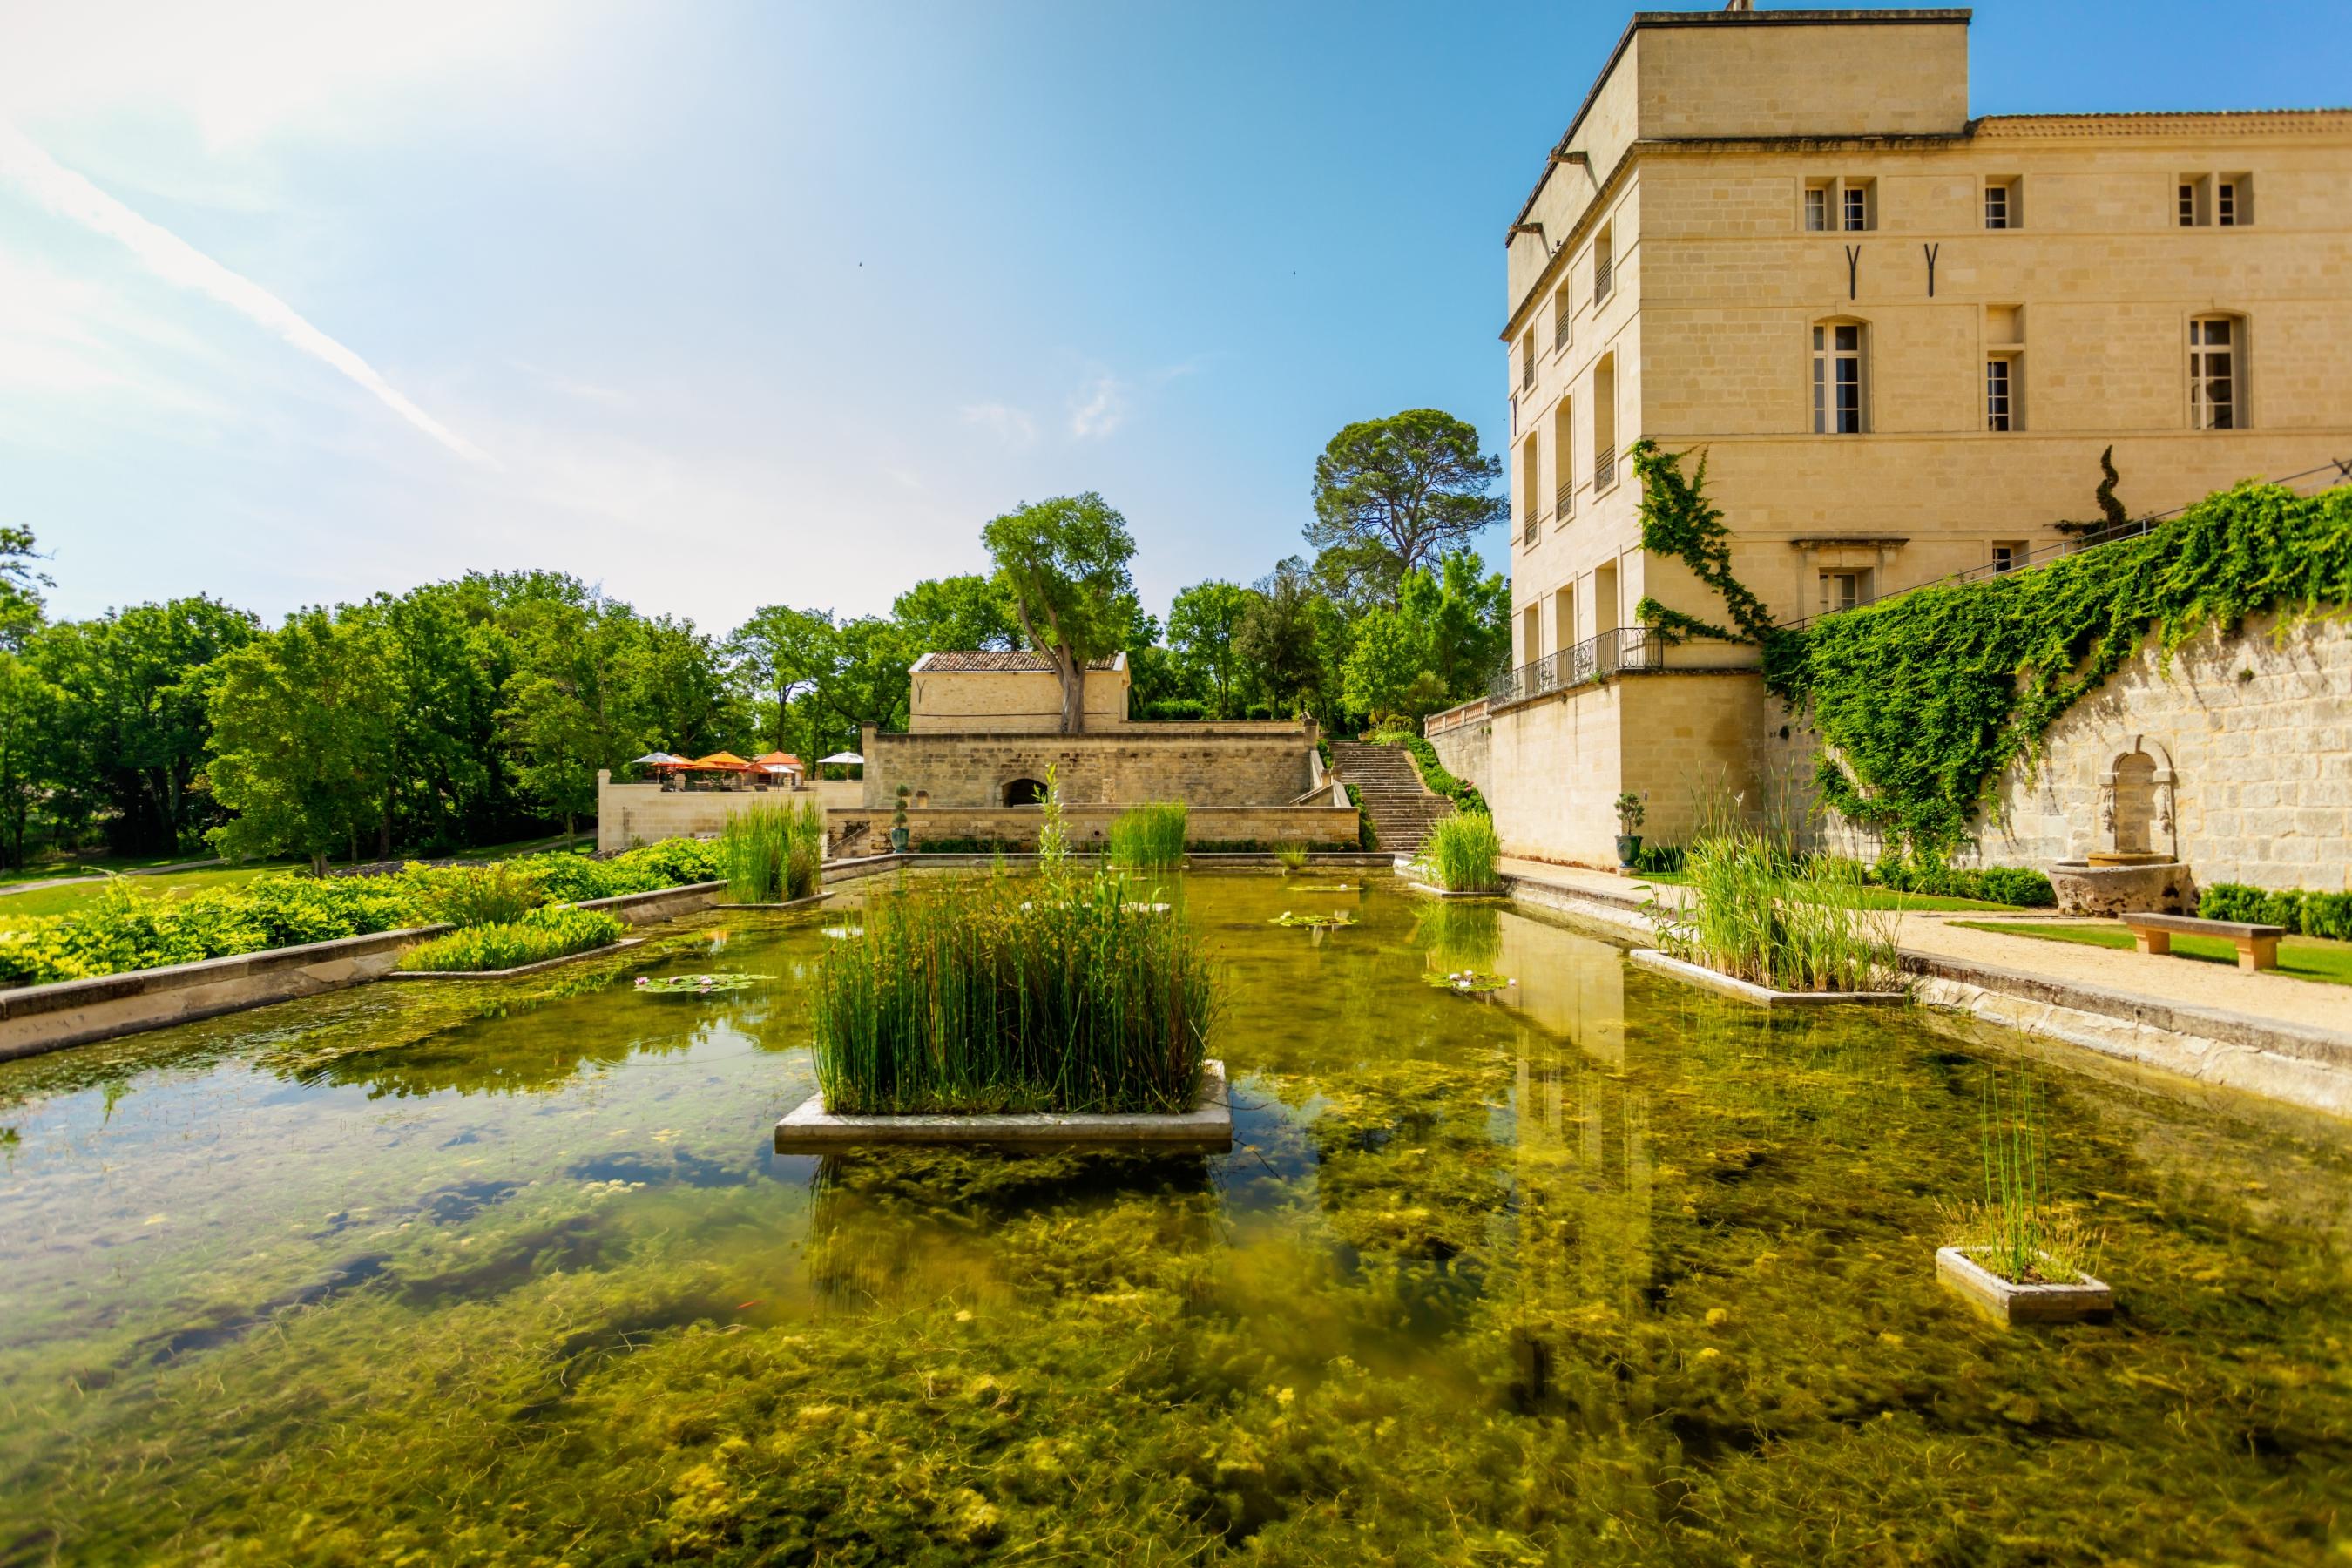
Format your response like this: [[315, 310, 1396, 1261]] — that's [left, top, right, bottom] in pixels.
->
[[1952, 920, 2352, 988], [1633, 871, 2024, 914]]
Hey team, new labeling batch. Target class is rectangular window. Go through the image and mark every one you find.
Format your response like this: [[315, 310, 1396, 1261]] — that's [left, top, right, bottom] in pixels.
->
[[1804, 184, 1829, 232], [1985, 357, 2013, 431], [1519, 331, 1534, 391], [2189, 316, 2236, 429], [1820, 571, 1864, 614], [1991, 543, 2025, 573], [2179, 180, 2198, 226], [1552, 284, 1573, 351], [1842, 183, 1869, 232], [1813, 323, 1863, 435], [1984, 180, 2012, 229], [2217, 179, 2238, 226], [1592, 228, 1614, 306]]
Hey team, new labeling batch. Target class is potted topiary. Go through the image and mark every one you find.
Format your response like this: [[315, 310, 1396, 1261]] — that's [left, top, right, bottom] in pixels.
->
[[1613, 793, 1646, 870], [890, 784, 911, 853]]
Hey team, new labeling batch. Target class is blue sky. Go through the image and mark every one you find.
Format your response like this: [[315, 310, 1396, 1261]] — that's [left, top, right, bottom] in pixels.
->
[[4, 0, 2345, 635]]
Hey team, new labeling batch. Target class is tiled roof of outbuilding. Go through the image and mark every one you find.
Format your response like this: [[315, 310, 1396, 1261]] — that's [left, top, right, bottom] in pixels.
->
[[912, 650, 1125, 672]]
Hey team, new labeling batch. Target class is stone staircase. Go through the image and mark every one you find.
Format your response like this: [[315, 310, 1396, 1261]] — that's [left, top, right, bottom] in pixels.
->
[[1328, 740, 1455, 855]]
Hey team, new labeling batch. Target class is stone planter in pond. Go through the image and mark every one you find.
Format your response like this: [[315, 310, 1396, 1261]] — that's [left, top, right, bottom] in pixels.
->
[[1629, 949, 1908, 1009], [774, 1060, 1232, 1152], [1936, 1245, 2113, 1325]]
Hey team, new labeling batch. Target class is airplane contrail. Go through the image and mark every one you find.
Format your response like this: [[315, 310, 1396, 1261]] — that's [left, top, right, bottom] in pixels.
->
[[0, 125, 491, 465]]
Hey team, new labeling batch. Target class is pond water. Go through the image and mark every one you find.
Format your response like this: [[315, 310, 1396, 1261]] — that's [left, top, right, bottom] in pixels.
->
[[3, 871, 2349, 1565]]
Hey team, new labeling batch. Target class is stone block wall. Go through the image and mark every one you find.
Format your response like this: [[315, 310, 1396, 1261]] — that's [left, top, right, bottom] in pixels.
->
[[828, 804, 1360, 854], [860, 724, 1318, 810], [595, 777, 841, 854]]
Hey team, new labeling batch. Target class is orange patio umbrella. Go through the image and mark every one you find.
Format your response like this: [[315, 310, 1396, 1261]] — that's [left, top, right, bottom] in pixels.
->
[[692, 752, 753, 771]]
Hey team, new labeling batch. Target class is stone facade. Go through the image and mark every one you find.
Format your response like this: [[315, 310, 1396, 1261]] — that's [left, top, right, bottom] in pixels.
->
[[909, 652, 1132, 733], [860, 720, 1321, 810], [828, 803, 1361, 855], [1471, 3, 2352, 865], [596, 778, 860, 854]]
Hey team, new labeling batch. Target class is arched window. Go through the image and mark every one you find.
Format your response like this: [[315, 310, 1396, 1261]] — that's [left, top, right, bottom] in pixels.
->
[[2189, 314, 2242, 429], [1002, 777, 1048, 807], [1812, 320, 1867, 434]]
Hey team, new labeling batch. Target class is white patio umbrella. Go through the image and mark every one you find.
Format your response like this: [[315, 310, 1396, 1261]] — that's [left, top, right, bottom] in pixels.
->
[[816, 752, 864, 766], [629, 751, 684, 766]]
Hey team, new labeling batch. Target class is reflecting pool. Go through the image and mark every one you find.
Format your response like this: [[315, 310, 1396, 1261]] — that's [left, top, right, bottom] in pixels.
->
[[3, 871, 2349, 1564]]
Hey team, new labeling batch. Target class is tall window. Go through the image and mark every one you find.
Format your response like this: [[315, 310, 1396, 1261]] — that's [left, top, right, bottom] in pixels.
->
[[2216, 178, 2240, 226], [1552, 284, 1574, 351], [1551, 400, 1574, 522], [2189, 315, 2238, 429], [1842, 184, 1869, 232], [1819, 571, 1867, 614], [1813, 322, 1864, 435], [1984, 179, 2016, 229], [1804, 183, 1830, 232], [2178, 179, 2199, 226], [1520, 433, 1542, 543], [1985, 356, 2014, 432], [1592, 226, 1614, 306], [1592, 355, 1618, 489], [1519, 330, 1534, 391]]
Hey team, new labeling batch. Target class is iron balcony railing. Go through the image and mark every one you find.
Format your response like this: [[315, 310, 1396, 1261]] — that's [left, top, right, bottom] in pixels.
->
[[1522, 507, 1539, 547], [1553, 311, 1572, 352], [1593, 253, 1613, 305], [1488, 625, 1661, 706], [1555, 479, 1575, 520], [1593, 442, 1617, 491]]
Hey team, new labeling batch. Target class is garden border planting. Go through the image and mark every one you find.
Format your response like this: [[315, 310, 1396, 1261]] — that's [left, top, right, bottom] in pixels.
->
[[384, 937, 646, 981], [1630, 948, 1909, 1008], [775, 1060, 1232, 1151]]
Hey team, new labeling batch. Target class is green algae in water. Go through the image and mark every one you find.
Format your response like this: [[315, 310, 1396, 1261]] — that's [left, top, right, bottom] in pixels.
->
[[2, 871, 2351, 1564]]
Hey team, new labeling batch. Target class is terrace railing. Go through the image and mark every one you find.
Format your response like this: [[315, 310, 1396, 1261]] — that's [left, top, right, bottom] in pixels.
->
[[1555, 478, 1575, 520], [1487, 625, 1661, 706], [1593, 443, 1617, 492]]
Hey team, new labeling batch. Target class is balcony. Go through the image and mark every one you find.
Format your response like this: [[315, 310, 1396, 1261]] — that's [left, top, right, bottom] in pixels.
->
[[1521, 508, 1539, 548], [1593, 443, 1617, 492], [1554, 480, 1574, 521], [1593, 254, 1613, 306], [1487, 626, 1661, 706], [1553, 312, 1571, 353]]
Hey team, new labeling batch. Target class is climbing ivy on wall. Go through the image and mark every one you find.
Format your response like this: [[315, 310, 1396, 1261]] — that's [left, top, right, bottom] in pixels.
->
[[1623, 442, 2352, 860], [1628, 439, 1781, 650], [1776, 480, 2352, 857]]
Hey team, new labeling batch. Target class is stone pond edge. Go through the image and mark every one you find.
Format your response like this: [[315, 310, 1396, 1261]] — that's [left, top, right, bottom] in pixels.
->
[[774, 1059, 1233, 1151]]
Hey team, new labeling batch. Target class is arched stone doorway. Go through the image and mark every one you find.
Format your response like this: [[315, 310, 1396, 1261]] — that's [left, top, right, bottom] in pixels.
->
[[1002, 777, 1048, 807]]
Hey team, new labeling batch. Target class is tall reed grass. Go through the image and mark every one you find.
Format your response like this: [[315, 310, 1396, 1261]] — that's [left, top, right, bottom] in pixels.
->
[[1418, 812, 1501, 893], [1106, 802, 1188, 871], [718, 800, 826, 902], [1942, 1069, 2101, 1284], [1654, 821, 1901, 993], [811, 869, 1218, 1115]]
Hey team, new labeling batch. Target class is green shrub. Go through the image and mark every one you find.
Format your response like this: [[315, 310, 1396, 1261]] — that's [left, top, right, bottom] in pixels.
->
[[1399, 735, 1489, 814], [717, 801, 826, 902], [395, 906, 628, 973], [1418, 813, 1502, 893], [912, 837, 1023, 855], [403, 861, 546, 926], [1632, 842, 1686, 875], [1872, 854, 2056, 909], [811, 869, 1217, 1115], [1106, 803, 1187, 871], [2200, 882, 2352, 938], [1273, 841, 1309, 872]]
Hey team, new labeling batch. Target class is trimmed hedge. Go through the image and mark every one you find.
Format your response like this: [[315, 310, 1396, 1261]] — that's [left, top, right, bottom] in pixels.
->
[[1871, 855, 2057, 909], [2200, 882, 2352, 940]]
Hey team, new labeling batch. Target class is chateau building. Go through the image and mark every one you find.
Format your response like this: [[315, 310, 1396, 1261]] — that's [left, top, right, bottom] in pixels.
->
[[1434, 3, 2352, 865]]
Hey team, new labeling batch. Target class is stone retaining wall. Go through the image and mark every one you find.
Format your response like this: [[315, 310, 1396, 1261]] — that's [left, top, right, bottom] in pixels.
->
[[859, 723, 1319, 810], [828, 804, 1360, 853]]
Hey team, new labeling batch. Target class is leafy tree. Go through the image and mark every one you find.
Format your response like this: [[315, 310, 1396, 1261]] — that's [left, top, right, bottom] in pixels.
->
[[814, 617, 916, 754], [206, 610, 400, 874], [1337, 553, 1510, 720], [981, 493, 1137, 734], [891, 575, 1022, 656], [1233, 558, 1335, 717], [497, 598, 650, 837], [34, 597, 260, 855], [0, 654, 56, 866], [1168, 580, 1250, 719], [728, 605, 835, 753], [0, 525, 53, 652], [1308, 409, 1505, 602], [1422, 549, 1513, 698]]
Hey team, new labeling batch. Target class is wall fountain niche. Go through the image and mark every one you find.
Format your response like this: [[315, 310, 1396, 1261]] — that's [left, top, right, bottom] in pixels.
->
[[2050, 736, 2196, 916]]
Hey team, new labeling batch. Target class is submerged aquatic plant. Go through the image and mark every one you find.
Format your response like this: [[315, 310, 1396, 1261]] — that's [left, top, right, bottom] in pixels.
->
[[1107, 802, 1188, 871], [1943, 1068, 2103, 1285], [1416, 813, 1502, 894], [718, 800, 826, 903], [1652, 802, 1901, 994], [810, 868, 1217, 1115]]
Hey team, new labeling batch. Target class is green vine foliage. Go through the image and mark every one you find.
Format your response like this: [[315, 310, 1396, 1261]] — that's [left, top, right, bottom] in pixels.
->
[[1629, 439, 1781, 650], [1776, 480, 2352, 857]]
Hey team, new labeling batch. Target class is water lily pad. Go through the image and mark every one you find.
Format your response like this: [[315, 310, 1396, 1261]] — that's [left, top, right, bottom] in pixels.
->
[[633, 973, 767, 997], [1272, 910, 1355, 929], [1423, 970, 1512, 994]]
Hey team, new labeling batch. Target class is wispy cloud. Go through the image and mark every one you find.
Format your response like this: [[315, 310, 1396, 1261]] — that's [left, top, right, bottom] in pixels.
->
[[961, 400, 1037, 447], [0, 125, 491, 464], [510, 357, 630, 407], [1067, 374, 1125, 440]]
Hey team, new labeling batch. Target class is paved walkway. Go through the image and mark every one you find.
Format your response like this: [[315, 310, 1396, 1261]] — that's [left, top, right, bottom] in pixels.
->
[[1497, 856, 2352, 1039]]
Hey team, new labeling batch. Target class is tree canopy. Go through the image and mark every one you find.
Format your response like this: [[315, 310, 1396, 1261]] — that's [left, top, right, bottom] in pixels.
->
[[982, 493, 1138, 733], [1308, 409, 1505, 603]]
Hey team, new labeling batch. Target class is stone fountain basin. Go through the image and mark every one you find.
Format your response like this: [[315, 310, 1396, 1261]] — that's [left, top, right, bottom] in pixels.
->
[[2049, 861, 2195, 917]]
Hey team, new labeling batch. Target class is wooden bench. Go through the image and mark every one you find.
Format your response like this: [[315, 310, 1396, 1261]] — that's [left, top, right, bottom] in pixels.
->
[[2119, 911, 2286, 972]]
